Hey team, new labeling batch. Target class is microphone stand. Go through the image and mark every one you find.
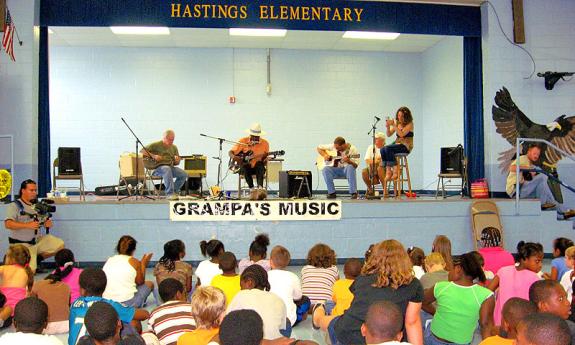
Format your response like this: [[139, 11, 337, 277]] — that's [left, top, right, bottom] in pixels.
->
[[200, 134, 248, 194], [366, 117, 381, 200], [120, 118, 155, 201]]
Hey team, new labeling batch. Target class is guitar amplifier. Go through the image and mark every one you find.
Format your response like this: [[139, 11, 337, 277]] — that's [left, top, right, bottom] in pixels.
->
[[279, 170, 312, 198], [184, 155, 207, 176]]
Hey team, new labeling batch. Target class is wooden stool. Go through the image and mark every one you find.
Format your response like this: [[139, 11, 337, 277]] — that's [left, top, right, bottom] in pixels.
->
[[392, 153, 412, 198]]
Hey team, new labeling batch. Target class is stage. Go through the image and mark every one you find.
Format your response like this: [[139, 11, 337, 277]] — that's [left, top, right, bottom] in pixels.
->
[[0, 197, 572, 264]]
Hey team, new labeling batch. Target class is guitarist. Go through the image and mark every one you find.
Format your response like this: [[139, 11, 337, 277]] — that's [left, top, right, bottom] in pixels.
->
[[317, 136, 359, 199], [229, 123, 269, 200], [142, 129, 187, 199]]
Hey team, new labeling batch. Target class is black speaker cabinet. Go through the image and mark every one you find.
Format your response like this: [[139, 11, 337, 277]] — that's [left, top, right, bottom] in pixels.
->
[[279, 170, 312, 198], [440, 146, 463, 174], [58, 147, 81, 175]]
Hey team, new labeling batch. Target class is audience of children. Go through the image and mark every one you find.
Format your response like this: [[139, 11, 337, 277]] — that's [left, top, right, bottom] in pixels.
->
[[0, 245, 34, 318], [103, 235, 154, 308], [31, 260, 71, 334], [313, 239, 423, 345], [238, 234, 271, 274], [301, 244, 339, 306], [210, 252, 241, 306], [0, 297, 64, 345], [560, 246, 575, 303], [549, 237, 575, 281], [267, 245, 310, 327], [69, 267, 150, 345], [361, 301, 411, 345], [478, 297, 537, 345], [147, 278, 195, 345], [227, 264, 288, 340], [52, 249, 83, 304], [529, 280, 575, 341], [177, 286, 225, 345], [488, 241, 543, 326], [154, 240, 193, 294], [195, 240, 224, 287], [431, 235, 453, 271], [81, 301, 122, 345], [515, 313, 571, 345], [331, 258, 362, 317], [407, 247, 425, 279], [423, 252, 495, 343], [478, 227, 514, 276]]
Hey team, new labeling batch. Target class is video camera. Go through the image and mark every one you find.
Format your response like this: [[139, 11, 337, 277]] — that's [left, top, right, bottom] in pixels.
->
[[19, 199, 56, 234]]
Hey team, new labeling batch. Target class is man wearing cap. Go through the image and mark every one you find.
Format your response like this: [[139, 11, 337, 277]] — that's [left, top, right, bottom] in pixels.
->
[[142, 129, 187, 199], [362, 132, 386, 196], [229, 123, 270, 200]]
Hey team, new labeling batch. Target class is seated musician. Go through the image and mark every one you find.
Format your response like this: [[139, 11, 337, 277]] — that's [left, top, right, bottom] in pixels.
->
[[362, 132, 386, 196], [229, 123, 269, 200], [141, 129, 188, 200], [317, 137, 359, 199], [506, 143, 574, 219], [379, 106, 414, 184]]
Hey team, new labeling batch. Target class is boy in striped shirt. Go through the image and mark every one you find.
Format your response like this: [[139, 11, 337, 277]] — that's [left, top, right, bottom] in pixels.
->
[[146, 278, 195, 345]]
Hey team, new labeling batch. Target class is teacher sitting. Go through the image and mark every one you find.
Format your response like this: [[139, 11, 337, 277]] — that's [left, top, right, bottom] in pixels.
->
[[379, 106, 414, 184]]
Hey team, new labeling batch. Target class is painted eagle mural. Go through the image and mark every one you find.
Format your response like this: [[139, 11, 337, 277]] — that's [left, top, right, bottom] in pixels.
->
[[492, 87, 575, 202]]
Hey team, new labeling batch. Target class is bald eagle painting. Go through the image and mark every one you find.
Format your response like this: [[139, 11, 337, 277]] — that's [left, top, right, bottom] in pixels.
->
[[492, 87, 575, 202]]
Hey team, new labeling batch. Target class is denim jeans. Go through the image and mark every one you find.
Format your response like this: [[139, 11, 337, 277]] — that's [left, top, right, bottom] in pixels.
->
[[519, 173, 568, 212], [322, 165, 357, 194], [152, 165, 188, 195], [424, 324, 470, 345]]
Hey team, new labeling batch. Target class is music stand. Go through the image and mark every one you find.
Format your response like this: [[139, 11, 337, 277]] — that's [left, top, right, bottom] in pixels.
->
[[120, 118, 155, 201]]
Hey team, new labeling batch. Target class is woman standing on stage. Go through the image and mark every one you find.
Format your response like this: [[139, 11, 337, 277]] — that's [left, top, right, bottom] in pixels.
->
[[380, 106, 414, 184]]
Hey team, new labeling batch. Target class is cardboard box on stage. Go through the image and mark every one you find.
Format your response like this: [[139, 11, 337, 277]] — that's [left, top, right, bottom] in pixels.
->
[[119, 153, 145, 178]]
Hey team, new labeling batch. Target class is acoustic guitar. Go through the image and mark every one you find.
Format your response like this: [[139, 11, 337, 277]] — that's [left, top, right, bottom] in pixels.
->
[[229, 150, 285, 174], [316, 151, 360, 171]]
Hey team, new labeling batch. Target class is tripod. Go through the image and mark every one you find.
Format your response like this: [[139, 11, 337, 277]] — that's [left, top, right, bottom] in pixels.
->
[[366, 116, 382, 200], [120, 118, 155, 201]]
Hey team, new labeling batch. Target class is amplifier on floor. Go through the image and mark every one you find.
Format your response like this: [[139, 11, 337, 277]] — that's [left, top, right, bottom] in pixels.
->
[[57, 147, 82, 175], [279, 170, 312, 198]]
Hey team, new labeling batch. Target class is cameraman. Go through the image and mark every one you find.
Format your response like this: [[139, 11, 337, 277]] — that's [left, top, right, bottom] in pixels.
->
[[3, 179, 65, 273]]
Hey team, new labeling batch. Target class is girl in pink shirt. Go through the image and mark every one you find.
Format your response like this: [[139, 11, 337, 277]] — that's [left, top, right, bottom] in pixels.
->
[[51, 249, 82, 303], [478, 227, 515, 275], [487, 241, 542, 326]]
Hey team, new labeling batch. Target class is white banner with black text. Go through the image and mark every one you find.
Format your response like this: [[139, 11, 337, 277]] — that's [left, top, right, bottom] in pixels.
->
[[169, 200, 342, 221]]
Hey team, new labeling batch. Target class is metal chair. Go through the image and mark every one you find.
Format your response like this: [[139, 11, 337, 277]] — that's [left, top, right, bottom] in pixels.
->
[[435, 157, 468, 199], [238, 159, 283, 199]]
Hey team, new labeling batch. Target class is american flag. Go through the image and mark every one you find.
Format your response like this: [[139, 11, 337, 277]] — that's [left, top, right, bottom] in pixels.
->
[[2, 9, 15, 61]]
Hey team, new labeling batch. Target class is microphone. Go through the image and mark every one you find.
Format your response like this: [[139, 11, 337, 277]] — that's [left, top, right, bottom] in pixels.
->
[[374, 116, 381, 121]]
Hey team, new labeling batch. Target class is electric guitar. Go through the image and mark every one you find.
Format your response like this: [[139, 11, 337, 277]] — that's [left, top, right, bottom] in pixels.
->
[[316, 151, 360, 171], [143, 155, 175, 170], [228, 150, 285, 174]]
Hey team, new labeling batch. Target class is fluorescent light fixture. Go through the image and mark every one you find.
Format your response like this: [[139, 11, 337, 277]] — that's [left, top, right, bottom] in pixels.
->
[[229, 28, 287, 37], [342, 31, 400, 40], [48, 28, 54, 34], [110, 27, 170, 35]]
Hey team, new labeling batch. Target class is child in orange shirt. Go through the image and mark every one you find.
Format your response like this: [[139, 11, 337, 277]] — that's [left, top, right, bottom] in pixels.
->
[[177, 286, 226, 345], [479, 297, 537, 345], [331, 258, 362, 316]]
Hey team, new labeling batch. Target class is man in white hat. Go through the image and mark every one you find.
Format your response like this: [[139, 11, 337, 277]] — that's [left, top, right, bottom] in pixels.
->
[[229, 123, 270, 200], [362, 132, 386, 196]]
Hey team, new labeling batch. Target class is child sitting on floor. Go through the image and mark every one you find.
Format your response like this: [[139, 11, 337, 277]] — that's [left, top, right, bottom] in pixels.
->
[[31, 261, 71, 334], [407, 247, 425, 279], [51, 249, 83, 304], [238, 234, 271, 274], [210, 252, 241, 306], [479, 297, 537, 345], [549, 237, 574, 281], [69, 267, 150, 345], [529, 280, 575, 344], [0, 245, 34, 320], [154, 240, 193, 294], [560, 246, 575, 304], [0, 297, 63, 345], [331, 258, 362, 316], [268, 245, 310, 328], [515, 313, 571, 345], [301, 243, 339, 306], [196, 239, 224, 287], [177, 286, 226, 345]]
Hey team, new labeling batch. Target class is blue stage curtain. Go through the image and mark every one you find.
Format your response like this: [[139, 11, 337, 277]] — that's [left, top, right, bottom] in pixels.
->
[[38, 26, 51, 197], [463, 36, 484, 185]]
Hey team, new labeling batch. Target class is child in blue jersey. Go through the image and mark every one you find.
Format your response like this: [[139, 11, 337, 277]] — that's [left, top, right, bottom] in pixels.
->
[[68, 267, 149, 345]]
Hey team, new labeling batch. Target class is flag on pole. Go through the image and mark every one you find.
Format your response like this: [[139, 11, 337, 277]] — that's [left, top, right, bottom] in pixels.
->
[[2, 9, 15, 61]]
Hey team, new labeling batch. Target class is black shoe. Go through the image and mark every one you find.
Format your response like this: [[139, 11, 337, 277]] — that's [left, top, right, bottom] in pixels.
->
[[326, 193, 337, 199], [350, 193, 358, 200]]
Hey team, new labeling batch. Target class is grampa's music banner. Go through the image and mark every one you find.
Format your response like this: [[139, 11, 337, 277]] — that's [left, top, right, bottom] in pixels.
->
[[170, 200, 341, 221]]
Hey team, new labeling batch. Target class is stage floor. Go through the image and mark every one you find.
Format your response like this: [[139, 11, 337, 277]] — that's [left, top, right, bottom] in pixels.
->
[[1, 197, 572, 263]]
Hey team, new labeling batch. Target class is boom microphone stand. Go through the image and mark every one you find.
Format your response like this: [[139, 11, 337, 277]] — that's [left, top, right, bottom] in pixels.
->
[[366, 116, 381, 200], [120, 117, 155, 201], [199, 133, 248, 190]]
